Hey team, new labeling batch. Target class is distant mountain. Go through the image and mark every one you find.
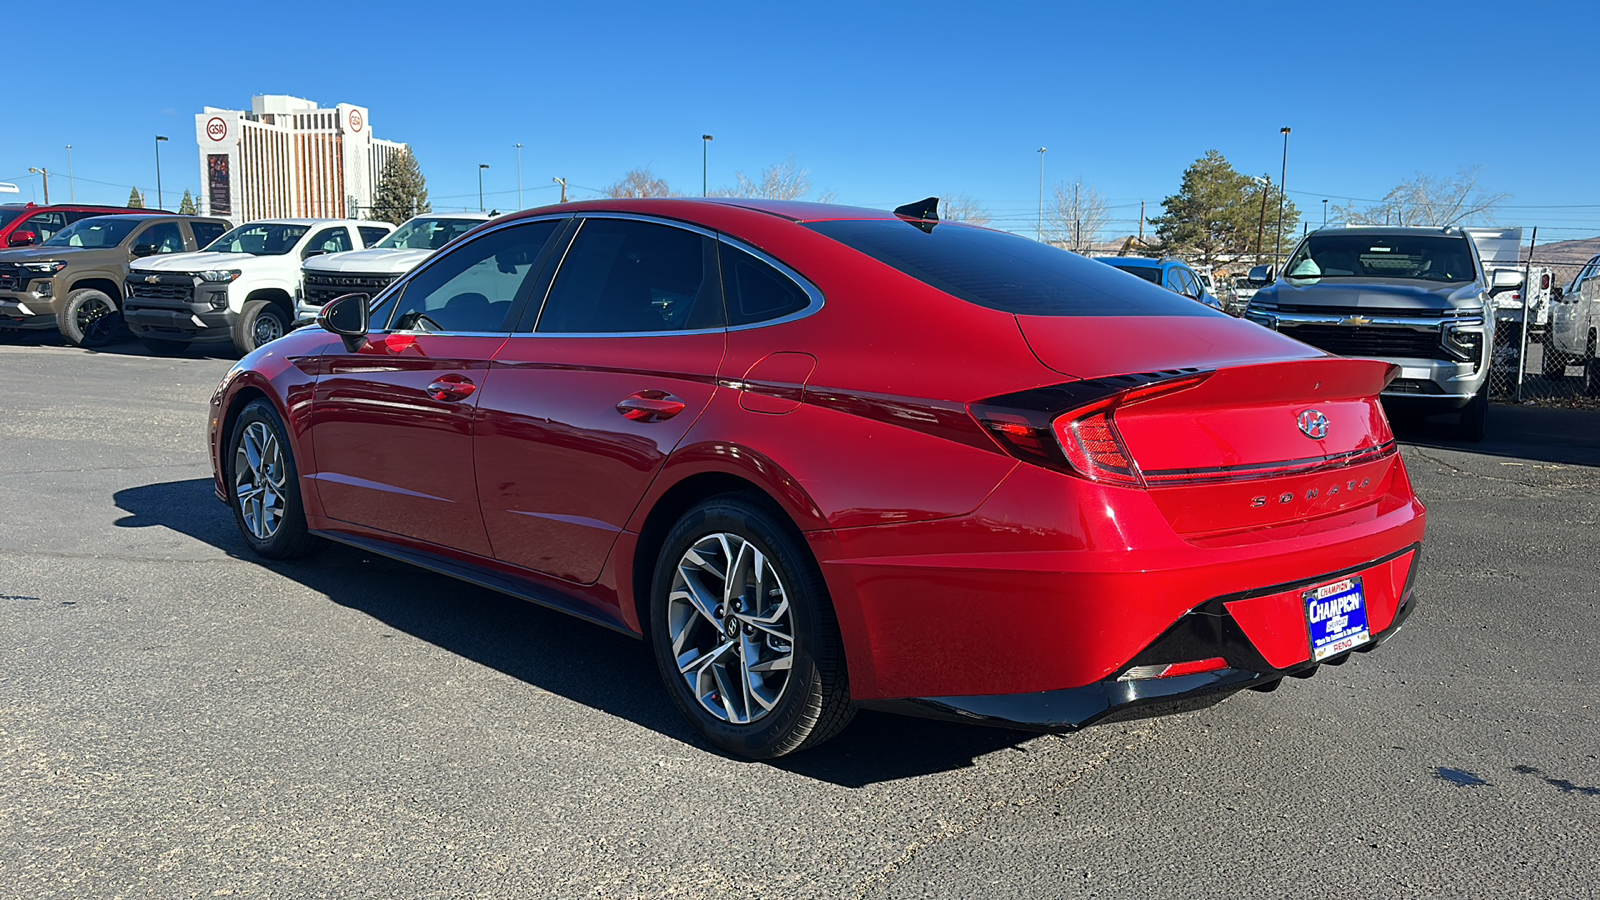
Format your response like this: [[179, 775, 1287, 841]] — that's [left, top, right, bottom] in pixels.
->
[[1524, 236, 1600, 264]]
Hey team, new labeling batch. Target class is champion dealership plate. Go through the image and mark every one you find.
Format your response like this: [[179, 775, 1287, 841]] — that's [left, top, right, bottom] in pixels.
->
[[1304, 577, 1371, 661]]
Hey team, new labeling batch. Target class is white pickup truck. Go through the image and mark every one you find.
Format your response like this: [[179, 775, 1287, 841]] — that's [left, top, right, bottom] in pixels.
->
[[123, 218, 393, 355], [293, 212, 492, 325], [1545, 253, 1600, 391], [1463, 227, 1556, 377]]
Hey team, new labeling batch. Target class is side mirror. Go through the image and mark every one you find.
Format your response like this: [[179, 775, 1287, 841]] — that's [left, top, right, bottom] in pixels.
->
[[131, 242, 159, 258], [1491, 269, 1523, 289], [9, 230, 37, 247], [317, 292, 370, 351], [1246, 264, 1273, 286]]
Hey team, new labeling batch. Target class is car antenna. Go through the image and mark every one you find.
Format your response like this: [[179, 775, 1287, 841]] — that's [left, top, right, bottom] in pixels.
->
[[893, 197, 940, 233]]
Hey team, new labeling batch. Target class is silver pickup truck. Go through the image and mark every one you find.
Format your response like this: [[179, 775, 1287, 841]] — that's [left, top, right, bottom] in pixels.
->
[[1244, 225, 1517, 441]]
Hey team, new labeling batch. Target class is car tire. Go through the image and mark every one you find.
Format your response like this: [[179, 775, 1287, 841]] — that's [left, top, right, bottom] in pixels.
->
[[232, 300, 288, 355], [138, 336, 190, 356], [1453, 383, 1488, 443], [1541, 341, 1567, 379], [649, 494, 853, 759], [228, 399, 327, 560], [57, 288, 122, 348], [1585, 332, 1600, 397]]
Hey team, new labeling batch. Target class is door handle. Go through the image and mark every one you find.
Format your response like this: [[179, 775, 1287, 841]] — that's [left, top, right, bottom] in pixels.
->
[[616, 391, 686, 422], [426, 376, 476, 401]]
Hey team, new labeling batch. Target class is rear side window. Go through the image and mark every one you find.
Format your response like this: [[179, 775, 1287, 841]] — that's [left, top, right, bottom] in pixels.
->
[[720, 243, 811, 326], [359, 226, 391, 247], [536, 218, 722, 334], [805, 220, 1207, 317], [190, 221, 227, 248]]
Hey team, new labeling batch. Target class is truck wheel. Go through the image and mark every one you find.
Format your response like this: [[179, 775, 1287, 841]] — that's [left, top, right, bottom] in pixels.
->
[[57, 288, 122, 348], [1453, 384, 1488, 443], [1586, 333, 1599, 397], [138, 337, 190, 356], [1541, 341, 1567, 379], [232, 300, 288, 355]]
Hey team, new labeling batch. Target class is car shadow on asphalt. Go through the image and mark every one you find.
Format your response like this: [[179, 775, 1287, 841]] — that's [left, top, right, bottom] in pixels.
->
[[0, 329, 238, 358], [1392, 402, 1600, 468], [113, 477, 1039, 785]]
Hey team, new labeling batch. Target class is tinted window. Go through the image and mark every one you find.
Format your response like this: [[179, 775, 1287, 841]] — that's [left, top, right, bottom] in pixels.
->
[[1105, 262, 1163, 285], [809, 220, 1208, 317], [190, 221, 227, 248], [0, 207, 26, 230], [720, 243, 810, 326], [359, 226, 392, 247], [382, 220, 558, 333], [136, 222, 186, 254], [1284, 233, 1478, 282], [305, 227, 352, 258], [536, 218, 722, 333]]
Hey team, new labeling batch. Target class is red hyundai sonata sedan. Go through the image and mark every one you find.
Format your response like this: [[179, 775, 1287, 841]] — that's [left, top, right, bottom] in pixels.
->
[[208, 197, 1425, 758]]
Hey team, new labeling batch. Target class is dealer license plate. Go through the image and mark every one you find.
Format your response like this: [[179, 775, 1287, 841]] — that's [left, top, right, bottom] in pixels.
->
[[1304, 577, 1371, 661]]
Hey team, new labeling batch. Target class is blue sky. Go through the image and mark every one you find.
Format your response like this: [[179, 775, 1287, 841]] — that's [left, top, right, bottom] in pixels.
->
[[5, 0, 1597, 241]]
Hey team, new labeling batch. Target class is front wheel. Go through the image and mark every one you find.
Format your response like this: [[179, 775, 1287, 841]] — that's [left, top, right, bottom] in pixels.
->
[[57, 288, 122, 348], [649, 495, 853, 758], [1453, 383, 1488, 442], [231, 299, 288, 355], [228, 399, 327, 560]]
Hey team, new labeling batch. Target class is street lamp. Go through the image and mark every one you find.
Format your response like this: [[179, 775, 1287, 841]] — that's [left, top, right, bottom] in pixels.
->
[[552, 177, 567, 203], [1323, 198, 1328, 228], [28, 167, 49, 204], [1037, 147, 1047, 242], [155, 135, 169, 210], [514, 144, 523, 209], [1274, 126, 1290, 276], [478, 164, 490, 212], [702, 134, 713, 197], [65, 145, 74, 202]]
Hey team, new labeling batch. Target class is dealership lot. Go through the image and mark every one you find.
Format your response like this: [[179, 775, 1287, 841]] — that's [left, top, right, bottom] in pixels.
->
[[2, 339, 1598, 898]]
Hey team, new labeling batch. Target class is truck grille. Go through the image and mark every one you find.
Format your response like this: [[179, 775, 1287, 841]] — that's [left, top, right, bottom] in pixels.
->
[[303, 272, 398, 307], [128, 282, 194, 304], [1279, 324, 1449, 361], [0, 266, 22, 291]]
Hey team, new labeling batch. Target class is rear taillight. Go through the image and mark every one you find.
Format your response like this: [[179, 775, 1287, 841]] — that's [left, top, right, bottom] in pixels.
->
[[971, 371, 1211, 487]]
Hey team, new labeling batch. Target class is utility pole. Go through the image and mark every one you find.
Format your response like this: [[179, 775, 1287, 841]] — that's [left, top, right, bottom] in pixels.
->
[[478, 164, 490, 212], [65, 145, 74, 202], [701, 134, 713, 197], [28, 168, 49, 204], [1036, 147, 1047, 242], [1139, 200, 1145, 243], [1274, 126, 1291, 276], [1322, 198, 1328, 228], [155, 135, 169, 209], [1254, 174, 1270, 265], [552, 177, 567, 203], [515, 143, 523, 209]]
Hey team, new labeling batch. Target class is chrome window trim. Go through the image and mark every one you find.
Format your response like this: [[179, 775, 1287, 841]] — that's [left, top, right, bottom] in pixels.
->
[[375, 214, 574, 336], [515, 212, 825, 339]]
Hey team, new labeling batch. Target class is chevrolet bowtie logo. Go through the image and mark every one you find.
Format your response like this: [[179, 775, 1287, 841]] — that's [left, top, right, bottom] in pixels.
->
[[1340, 315, 1372, 326], [144, 275, 160, 284]]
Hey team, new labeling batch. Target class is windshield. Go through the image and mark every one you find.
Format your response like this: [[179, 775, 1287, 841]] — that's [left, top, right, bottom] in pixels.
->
[[43, 216, 141, 248], [205, 222, 311, 255], [1105, 263, 1164, 285], [1284, 233, 1478, 283], [0, 207, 28, 231], [377, 217, 482, 251]]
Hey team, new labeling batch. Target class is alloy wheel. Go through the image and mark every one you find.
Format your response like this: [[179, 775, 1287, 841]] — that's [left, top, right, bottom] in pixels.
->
[[667, 532, 795, 725], [234, 421, 286, 541], [76, 297, 117, 344]]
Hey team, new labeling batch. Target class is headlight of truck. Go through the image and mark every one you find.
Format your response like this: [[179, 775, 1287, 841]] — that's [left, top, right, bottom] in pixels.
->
[[1243, 302, 1278, 329], [21, 260, 68, 275], [1443, 324, 1484, 364], [197, 269, 242, 283]]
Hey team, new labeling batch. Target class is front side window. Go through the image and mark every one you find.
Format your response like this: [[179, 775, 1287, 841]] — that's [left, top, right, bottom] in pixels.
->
[[22, 212, 67, 243], [536, 218, 722, 334], [208, 223, 311, 255], [44, 216, 141, 249], [1284, 234, 1478, 283], [381, 220, 558, 333], [135, 222, 186, 254], [359, 226, 392, 247], [305, 228, 352, 258], [376, 217, 483, 251], [190, 221, 227, 249]]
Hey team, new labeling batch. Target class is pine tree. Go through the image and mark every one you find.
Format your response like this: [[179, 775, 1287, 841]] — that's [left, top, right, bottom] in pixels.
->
[[178, 189, 197, 216], [128, 187, 145, 209], [370, 151, 431, 225]]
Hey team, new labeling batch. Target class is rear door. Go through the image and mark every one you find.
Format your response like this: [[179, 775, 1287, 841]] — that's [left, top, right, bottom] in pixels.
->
[[308, 218, 563, 555], [473, 215, 726, 585]]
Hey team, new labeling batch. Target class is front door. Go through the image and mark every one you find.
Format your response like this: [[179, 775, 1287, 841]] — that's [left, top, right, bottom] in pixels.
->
[[308, 219, 562, 556]]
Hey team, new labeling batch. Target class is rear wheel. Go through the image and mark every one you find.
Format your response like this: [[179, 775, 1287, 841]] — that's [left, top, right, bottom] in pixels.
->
[[232, 300, 288, 355], [57, 288, 122, 348], [228, 399, 327, 560], [1453, 383, 1488, 443], [649, 495, 853, 758]]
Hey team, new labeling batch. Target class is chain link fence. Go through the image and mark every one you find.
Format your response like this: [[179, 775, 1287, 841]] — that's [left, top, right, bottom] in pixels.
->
[[1488, 258, 1598, 407]]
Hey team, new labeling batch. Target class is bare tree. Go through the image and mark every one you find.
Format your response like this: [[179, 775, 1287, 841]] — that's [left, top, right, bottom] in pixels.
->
[[1048, 181, 1109, 252], [1334, 165, 1507, 227], [715, 157, 833, 201], [605, 166, 677, 198], [938, 192, 992, 226]]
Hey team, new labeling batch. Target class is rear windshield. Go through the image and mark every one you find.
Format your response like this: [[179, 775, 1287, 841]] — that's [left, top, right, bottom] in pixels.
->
[[1104, 262, 1163, 284], [1284, 233, 1478, 283], [804, 219, 1207, 316]]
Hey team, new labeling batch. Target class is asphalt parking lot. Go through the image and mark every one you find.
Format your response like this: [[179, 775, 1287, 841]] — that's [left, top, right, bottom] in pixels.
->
[[2, 337, 1598, 899]]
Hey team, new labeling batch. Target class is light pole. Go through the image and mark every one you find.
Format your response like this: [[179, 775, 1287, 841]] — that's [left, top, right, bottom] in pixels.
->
[[65, 145, 74, 202], [1322, 198, 1328, 228], [1037, 147, 1047, 242], [514, 144, 523, 209], [552, 177, 567, 203], [28, 167, 49, 204], [155, 135, 169, 210], [478, 164, 490, 212], [1274, 126, 1290, 276], [701, 134, 713, 197]]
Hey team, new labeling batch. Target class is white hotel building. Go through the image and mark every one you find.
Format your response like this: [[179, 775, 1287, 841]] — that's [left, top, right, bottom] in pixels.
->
[[194, 95, 408, 224]]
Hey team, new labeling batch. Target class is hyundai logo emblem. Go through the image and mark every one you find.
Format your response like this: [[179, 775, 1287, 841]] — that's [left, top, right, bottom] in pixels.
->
[[1298, 409, 1331, 440]]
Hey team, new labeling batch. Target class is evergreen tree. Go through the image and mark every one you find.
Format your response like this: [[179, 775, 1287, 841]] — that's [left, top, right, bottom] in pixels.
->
[[370, 151, 431, 225], [178, 189, 197, 216], [1150, 150, 1298, 267], [127, 187, 145, 209]]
